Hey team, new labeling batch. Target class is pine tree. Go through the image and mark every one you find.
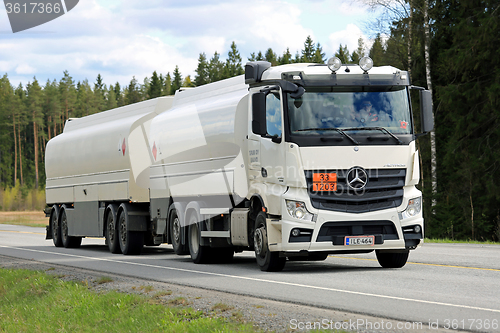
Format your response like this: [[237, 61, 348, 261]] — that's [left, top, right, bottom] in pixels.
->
[[194, 53, 209, 86], [26, 78, 44, 189], [43, 79, 60, 141], [170, 66, 182, 94], [94, 74, 106, 112], [301, 35, 316, 62], [264, 48, 278, 66], [369, 34, 385, 65], [350, 37, 366, 64], [225, 41, 244, 77], [279, 48, 293, 65], [313, 42, 325, 64], [59, 70, 76, 129], [147, 71, 162, 99], [163, 73, 172, 96], [105, 86, 117, 110], [208, 52, 224, 83], [125, 76, 141, 105], [335, 44, 350, 64]]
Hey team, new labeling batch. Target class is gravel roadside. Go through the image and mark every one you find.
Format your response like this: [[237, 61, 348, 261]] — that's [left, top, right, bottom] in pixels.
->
[[0, 254, 453, 333]]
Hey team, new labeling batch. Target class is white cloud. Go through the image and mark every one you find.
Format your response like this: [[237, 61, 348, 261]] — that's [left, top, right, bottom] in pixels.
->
[[0, 0, 373, 87], [327, 24, 367, 57]]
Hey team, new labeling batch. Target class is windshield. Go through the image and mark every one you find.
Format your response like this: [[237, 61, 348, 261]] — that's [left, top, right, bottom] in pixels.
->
[[287, 87, 412, 135]]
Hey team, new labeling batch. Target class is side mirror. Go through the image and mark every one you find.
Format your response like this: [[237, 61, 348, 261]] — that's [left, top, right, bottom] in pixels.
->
[[252, 92, 267, 135], [420, 90, 434, 133]]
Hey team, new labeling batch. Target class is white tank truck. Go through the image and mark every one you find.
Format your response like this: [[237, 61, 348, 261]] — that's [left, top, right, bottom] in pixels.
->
[[45, 57, 434, 271]]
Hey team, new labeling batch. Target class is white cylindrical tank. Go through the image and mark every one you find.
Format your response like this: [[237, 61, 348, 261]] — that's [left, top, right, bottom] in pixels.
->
[[149, 76, 250, 208], [45, 97, 174, 205]]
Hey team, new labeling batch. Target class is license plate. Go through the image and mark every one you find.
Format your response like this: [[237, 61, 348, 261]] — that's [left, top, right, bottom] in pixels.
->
[[312, 172, 337, 192], [344, 236, 375, 246]]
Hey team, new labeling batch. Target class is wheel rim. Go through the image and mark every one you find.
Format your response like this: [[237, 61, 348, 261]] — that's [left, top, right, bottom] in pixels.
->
[[108, 215, 115, 243], [190, 223, 199, 256], [120, 215, 127, 246], [172, 217, 180, 244], [254, 227, 267, 258], [61, 213, 68, 241], [51, 213, 58, 239]]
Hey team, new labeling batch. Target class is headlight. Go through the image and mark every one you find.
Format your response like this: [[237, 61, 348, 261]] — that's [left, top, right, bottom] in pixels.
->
[[359, 56, 373, 72], [400, 197, 422, 219], [286, 200, 314, 221], [327, 57, 342, 73]]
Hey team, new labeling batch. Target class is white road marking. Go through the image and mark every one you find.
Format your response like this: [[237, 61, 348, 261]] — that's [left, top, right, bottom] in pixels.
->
[[1, 244, 500, 314]]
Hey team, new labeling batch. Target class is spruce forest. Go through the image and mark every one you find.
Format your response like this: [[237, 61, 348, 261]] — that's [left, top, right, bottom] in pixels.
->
[[0, 0, 499, 241]]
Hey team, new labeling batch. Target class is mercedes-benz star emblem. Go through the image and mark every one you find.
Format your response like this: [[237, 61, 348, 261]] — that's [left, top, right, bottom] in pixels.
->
[[346, 167, 368, 190]]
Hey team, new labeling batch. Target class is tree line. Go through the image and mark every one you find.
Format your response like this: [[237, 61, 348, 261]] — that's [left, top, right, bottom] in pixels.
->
[[1, 0, 499, 241]]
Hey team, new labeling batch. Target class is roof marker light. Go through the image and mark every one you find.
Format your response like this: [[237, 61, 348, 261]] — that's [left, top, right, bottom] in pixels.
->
[[359, 56, 374, 73], [327, 57, 342, 73]]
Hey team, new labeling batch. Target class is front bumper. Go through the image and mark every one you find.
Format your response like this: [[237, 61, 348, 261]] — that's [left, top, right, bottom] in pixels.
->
[[268, 189, 423, 254]]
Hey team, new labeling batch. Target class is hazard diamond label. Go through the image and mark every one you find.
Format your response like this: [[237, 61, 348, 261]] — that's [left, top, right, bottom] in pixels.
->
[[122, 138, 126, 156], [152, 142, 157, 161]]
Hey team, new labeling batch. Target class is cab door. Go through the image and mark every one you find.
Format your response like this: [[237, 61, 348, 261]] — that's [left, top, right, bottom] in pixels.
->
[[259, 89, 286, 186]]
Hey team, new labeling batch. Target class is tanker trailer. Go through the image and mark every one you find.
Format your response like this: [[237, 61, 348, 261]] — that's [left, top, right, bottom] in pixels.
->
[[45, 97, 174, 254], [46, 57, 433, 272]]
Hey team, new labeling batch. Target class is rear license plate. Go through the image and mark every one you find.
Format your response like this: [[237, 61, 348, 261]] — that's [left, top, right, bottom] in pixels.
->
[[312, 172, 337, 192], [344, 236, 375, 246]]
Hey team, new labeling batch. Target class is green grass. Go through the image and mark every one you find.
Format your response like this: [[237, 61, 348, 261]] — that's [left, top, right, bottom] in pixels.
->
[[425, 238, 500, 245], [0, 268, 258, 332]]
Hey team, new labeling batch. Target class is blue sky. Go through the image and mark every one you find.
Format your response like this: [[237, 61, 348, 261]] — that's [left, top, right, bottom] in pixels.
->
[[0, 0, 380, 88]]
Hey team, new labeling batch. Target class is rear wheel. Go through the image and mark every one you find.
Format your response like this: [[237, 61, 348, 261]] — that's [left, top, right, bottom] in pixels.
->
[[106, 205, 121, 254], [118, 210, 144, 255], [254, 211, 286, 272], [50, 207, 63, 247], [60, 209, 82, 248], [170, 210, 189, 255], [188, 214, 212, 264], [376, 250, 409, 268]]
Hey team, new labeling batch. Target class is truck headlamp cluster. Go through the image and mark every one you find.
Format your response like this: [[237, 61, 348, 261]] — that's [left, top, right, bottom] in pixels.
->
[[400, 197, 422, 219], [327, 57, 342, 73], [286, 200, 314, 221], [359, 56, 374, 73]]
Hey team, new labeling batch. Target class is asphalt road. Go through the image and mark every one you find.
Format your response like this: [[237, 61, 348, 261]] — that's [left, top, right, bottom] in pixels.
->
[[1, 224, 499, 332]]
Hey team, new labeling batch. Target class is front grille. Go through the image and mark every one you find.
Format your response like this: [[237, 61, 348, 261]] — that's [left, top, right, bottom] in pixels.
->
[[316, 221, 399, 243], [305, 168, 405, 213]]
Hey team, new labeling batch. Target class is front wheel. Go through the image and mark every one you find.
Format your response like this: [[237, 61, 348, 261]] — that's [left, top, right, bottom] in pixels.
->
[[254, 211, 286, 272], [376, 250, 409, 268]]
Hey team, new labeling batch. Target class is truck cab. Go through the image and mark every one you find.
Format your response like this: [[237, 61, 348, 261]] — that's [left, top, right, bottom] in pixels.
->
[[245, 57, 433, 270]]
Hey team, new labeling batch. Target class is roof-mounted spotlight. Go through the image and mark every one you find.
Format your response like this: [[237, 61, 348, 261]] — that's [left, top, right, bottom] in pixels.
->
[[359, 56, 374, 73], [327, 57, 342, 73]]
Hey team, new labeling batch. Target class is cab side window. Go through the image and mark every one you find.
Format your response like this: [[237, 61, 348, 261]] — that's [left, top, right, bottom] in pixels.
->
[[266, 92, 282, 137]]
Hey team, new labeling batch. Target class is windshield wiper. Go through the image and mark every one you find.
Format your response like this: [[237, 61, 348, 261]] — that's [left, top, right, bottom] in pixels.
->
[[342, 127, 403, 145], [295, 128, 360, 145]]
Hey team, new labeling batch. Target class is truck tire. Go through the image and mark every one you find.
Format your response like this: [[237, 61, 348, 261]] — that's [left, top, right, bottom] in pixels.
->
[[254, 211, 286, 272], [105, 204, 121, 254], [60, 209, 82, 248], [376, 250, 409, 268], [118, 210, 144, 255], [188, 214, 212, 264], [50, 206, 63, 247], [170, 209, 189, 255]]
